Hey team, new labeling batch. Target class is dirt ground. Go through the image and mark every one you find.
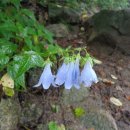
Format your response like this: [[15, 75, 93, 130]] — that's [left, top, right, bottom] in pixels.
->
[[56, 36, 130, 130]]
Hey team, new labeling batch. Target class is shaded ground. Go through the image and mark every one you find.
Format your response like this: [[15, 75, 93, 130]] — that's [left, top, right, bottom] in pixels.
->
[[89, 42, 130, 130], [57, 35, 130, 130], [17, 35, 130, 130]]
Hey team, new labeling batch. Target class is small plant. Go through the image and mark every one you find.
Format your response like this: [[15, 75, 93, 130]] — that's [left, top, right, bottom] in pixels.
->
[[0, 0, 99, 96], [48, 121, 65, 130], [73, 107, 85, 118]]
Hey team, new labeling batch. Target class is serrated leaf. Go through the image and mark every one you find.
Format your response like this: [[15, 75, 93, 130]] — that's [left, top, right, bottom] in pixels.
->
[[0, 39, 17, 55], [0, 54, 9, 65], [1, 73, 14, 88], [8, 51, 44, 87]]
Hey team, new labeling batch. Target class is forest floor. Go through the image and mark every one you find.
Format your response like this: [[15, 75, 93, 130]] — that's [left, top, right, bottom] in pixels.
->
[[56, 33, 130, 130], [18, 28, 130, 130]]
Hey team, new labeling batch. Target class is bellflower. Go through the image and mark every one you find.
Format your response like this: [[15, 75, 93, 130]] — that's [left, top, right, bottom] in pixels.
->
[[33, 63, 55, 89], [64, 62, 75, 89], [80, 61, 98, 87], [55, 62, 69, 85], [72, 58, 80, 89]]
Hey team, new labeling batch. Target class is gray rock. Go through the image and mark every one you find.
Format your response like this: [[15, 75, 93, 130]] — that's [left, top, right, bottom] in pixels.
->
[[49, 4, 81, 24], [0, 97, 21, 130], [80, 109, 118, 130], [36, 124, 48, 130], [46, 24, 69, 38], [62, 87, 90, 105], [86, 9, 130, 55], [19, 94, 43, 126]]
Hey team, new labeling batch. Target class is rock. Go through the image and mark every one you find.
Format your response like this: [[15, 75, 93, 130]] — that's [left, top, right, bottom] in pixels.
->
[[0, 97, 21, 130], [46, 23, 69, 38], [36, 124, 48, 130], [19, 93, 43, 126], [86, 9, 130, 55], [62, 86, 90, 105], [67, 122, 87, 130], [80, 109, 118, 130], [49, 4, 81, 24]]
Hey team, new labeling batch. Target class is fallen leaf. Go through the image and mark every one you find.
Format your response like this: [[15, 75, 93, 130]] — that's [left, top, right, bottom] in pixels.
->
[[110, 97, 122, 106], [3, 87, 14, 97], [126, 95, 130, 101], [111, 74, 118, 80], [1, 73, 14, 88], [102, 78, 115, 85], [116, 86, 123, 91]]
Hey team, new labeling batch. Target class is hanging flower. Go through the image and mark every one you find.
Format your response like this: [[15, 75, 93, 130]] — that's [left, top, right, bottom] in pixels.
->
[[72, 58, 80, 89], [80, 61, 98, 87], [33, 63, 55, 89], [64, 62, 75, 89], [55, 62, 69, 86]]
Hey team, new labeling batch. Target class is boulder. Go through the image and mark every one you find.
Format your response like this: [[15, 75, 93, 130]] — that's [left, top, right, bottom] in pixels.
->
[[86, 9, 130, 55], [46, 23, 69, 38], [0, 97, 21, 130], [49, 4, 81, 24], [62, 86, 90, 105], [80, 109, 118, 130]]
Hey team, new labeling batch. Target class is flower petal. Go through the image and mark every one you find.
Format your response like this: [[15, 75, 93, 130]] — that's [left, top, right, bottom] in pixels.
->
[[65, 62, 74, 89], [80, 61, 98, 87], [41, 64, 54, 89], [55, 63, 69, 85], [33, 63, 54, 89], [73, 58, 80, 89]]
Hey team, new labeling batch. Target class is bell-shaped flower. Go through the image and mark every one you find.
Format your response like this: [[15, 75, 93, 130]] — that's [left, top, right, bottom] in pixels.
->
[[80, 61, 98, 87], [33, 63, 55, 89], [64, 62, 75, 89], [72, 58, 80, 89], [55, 62, 69, 86]]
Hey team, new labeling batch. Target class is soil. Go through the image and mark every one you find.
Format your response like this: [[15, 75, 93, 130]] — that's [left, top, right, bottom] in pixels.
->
[[56, 34, 130, 130], [17, 33, 130, 130]]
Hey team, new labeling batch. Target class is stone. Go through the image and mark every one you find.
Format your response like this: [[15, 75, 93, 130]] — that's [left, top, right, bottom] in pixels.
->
[[36, 124, 48, 130], [49, 4, 81, 24], [46, 23, 69, 38], [19, 93, 43, 126], [0, 97, 21, 130], [62, 86, 90, 105], [80, 109, 118, 130], [86, 9, 130, 55]]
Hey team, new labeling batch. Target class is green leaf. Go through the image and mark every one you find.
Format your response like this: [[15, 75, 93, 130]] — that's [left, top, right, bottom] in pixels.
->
[[0, 54, 9, 65], [74, 107, 85, 117], [8, 51, 44, 87], [48, 121, 59, 130], [24, 37, 33, 50], [20, 9, 36, 22], [0, 39, 17, 55]]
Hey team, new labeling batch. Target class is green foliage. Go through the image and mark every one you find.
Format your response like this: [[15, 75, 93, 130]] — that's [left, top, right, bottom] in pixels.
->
[[74, 107, 85, 117], [39, 0, 129, 10], [0, 0, 61, 91], [48, 121, 58, 130], [48, 121, 66, 130]]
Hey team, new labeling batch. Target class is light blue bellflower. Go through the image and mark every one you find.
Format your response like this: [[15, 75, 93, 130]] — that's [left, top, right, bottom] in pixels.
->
[[64, 62, 75, 89], [33, 63, 55, 89], [80, 61, 98, 87], [72, 58, 80, 89], [55, 63, 69, 85]]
